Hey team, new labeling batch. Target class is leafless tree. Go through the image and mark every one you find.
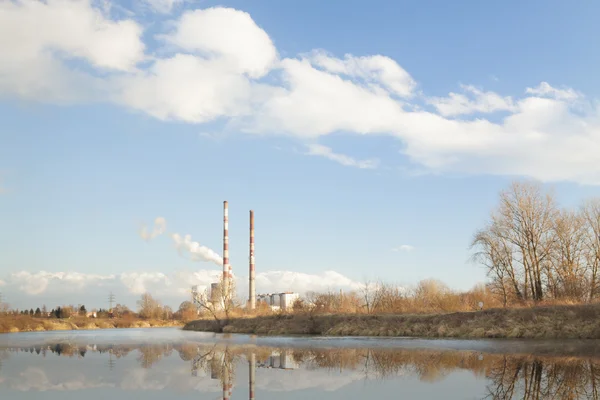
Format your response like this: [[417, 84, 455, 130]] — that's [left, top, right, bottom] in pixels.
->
[[360, 279, 379, 314], [550, 209, 587, 300], [582, 198, 600, 300], [137, 293, 162, 319], [195, 275, 240, 327]]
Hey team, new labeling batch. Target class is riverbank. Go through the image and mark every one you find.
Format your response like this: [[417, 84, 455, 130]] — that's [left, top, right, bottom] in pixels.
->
[[183, 303, 600, 339], [0, 316, 184, 333]]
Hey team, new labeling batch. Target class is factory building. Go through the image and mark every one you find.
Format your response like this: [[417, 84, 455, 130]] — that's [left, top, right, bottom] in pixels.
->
[[256, 292, 299, 311]]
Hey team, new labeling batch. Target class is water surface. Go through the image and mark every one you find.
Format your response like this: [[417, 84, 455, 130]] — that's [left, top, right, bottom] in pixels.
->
[[0, 328, 599, 399]]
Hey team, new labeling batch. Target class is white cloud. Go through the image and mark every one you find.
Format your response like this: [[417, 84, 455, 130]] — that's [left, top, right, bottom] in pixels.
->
[[305, 144, 379, 169], [0, 279, 5, 286], [120, 272, 169, 295], [240, 57, 405, 137], [309, 50, 416, 98], [255, 270, 363, 295], [162, 7, 277, 78], [9, 271, 115, 295], [0, 0, 144, 102], [2, 269, 362, 300], [426, 84, 516, 117], [525, 81, 580, 101], [392, 244, 414, 252], [1, 3, 600, 184]]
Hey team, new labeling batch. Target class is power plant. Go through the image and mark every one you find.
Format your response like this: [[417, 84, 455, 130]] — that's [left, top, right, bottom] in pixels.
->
[[191, 201, 298, 312]]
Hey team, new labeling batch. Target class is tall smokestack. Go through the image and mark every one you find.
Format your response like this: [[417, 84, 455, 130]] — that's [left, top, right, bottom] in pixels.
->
[[249, 210, 256, 310], [223, 201, 230, 292]]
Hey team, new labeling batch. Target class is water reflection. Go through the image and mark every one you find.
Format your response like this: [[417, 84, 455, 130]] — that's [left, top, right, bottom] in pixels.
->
[[2, 339, 600, 399]]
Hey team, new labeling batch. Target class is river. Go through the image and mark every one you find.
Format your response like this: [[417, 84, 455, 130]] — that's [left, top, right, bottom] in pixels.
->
[[1, 327, 599, 399]]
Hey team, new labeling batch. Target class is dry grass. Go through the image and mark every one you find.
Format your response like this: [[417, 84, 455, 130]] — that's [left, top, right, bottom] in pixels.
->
[[0, 315, 183, 334], [184, 303, 600, 339]]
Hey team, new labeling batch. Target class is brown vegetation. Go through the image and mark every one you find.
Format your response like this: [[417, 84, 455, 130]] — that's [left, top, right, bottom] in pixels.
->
[[185, 181, 600, 339], [0, 314, 182, 333], [0, 292, 197, 333], [185, 302, 600, 339]]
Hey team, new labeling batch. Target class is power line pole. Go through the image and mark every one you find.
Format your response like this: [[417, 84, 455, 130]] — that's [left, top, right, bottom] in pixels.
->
[[108, 292, 115, 311]]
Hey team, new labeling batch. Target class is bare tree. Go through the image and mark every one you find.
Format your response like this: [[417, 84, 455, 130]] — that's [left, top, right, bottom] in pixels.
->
[[550, 209, 587, 300], [582, 198, 600, 300], [360, 279, 379, 314], [137, 293, 162, 319], [479, 181, 559, 302], [195, 275, 240, 328]]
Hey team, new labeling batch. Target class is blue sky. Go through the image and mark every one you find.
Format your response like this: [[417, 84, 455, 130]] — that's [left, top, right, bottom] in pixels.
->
[[1, 0, 599, 310]]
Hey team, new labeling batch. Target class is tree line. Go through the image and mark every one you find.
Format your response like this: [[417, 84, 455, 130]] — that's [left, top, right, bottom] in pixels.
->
[[0, 294, 199, 321], [472, 181, 600, 305]]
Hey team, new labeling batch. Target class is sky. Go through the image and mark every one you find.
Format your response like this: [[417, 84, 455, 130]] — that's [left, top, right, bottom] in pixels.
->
[[1, 0, 600, 310]]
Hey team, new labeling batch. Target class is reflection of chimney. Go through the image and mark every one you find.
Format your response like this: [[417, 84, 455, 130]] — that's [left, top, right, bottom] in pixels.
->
[[249, 210, 256, 310], [211, 356, 221, 380], [222, 359, 232, 400], [223, 201, 230, 293], [249, 352, 256, 400]]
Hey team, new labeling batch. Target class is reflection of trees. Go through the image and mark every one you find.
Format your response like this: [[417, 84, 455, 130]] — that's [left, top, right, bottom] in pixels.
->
[[137, 344, 173, 369], [7, 341, 600, 398], [485, 357, 600, 399]]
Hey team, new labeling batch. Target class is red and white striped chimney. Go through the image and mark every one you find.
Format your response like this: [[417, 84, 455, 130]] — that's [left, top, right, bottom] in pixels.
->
[[249, 210, 256, 310], [223, 201, 230, 291]]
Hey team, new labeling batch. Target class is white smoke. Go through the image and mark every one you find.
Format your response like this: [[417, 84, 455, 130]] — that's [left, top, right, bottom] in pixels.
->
[[139, 217, 223, 267], [171, 233, 223, 266], [139, 217, 167, 241]]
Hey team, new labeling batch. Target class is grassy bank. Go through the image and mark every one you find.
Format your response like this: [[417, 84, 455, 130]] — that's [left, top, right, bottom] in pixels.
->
[[184, 303, 600, 339], [0, 316, 184, 333]]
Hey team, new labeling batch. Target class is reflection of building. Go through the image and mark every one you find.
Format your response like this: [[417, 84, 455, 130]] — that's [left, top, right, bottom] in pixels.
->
[[257, 349, 298, 370], [256, 292, 299, 311]]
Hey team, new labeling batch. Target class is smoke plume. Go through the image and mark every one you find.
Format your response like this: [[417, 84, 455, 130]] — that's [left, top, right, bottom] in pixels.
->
[[139, 217, 223, 267], [171, 233, 223, 266], [139, 217, 167, 241]]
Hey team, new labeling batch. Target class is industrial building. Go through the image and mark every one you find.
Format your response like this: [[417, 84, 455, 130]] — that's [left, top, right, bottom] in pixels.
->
[[256, 292, 299, 311]]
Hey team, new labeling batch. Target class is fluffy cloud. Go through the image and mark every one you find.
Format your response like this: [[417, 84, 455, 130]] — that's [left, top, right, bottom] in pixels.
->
[[305, 144, 379, 169], [120, 272, 169, 295], [426, 84, 516, 117], [9, 271, 115, 295], [255, 270, 363, 294], [2, 269, 363, 300], [162, 7, 277, 78], [309, 50, 416, 98], [2, 2, 600, 184], [0, 0, 144, 102], [525, 82, 581, 101], [392, 245, 414, 252]]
